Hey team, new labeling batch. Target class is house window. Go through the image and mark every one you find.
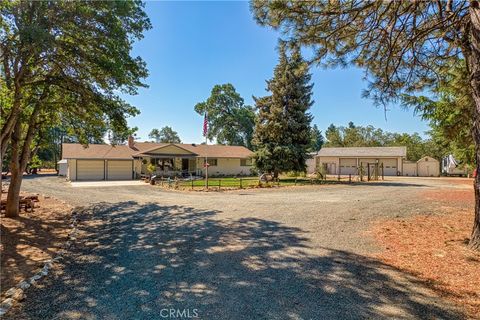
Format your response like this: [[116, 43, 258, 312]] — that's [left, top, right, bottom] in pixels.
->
[[207, 159, 217, 166], [241, 159, 252, 166]]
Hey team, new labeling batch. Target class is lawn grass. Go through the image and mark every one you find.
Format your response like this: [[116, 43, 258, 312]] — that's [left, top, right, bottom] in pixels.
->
[[156, 176, 349, 190]]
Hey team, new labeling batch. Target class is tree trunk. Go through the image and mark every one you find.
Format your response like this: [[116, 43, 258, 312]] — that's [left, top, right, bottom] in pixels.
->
[[4, 90, 44, 218], [468, 2, 480, 250], [5, 121, 22, 218]]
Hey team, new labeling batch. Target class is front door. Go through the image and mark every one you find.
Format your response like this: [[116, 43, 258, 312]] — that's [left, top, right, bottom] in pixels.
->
[[182, 158, 189, 171]]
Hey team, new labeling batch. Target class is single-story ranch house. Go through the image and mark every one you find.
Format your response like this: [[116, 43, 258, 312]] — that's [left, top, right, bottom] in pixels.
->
[[311, 146, 407, 176], [62, 137, 253, 181]]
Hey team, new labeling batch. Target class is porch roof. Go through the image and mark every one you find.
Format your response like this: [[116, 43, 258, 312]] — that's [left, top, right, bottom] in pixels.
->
[[137, 153, 197, 158]]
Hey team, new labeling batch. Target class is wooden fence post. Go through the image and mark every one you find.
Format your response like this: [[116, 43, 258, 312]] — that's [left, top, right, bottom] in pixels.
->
[[294, 178, 297, 186], [191, 179, 194, 190], [219, 179, 221, 191], [349, 174, 351, 183], [240, 178, 243, 189]]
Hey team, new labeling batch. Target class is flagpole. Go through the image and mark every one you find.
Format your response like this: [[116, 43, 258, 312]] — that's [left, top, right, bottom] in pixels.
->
[[204, 110, 208, 190], [205, 134, 208, 190]]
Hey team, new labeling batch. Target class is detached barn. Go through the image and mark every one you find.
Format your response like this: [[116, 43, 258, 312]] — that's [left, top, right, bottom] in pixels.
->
[[315, 147, 407, 176]]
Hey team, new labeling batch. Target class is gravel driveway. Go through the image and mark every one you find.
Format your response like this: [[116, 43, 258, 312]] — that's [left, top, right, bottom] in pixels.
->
[[7, 175, 468, 319]]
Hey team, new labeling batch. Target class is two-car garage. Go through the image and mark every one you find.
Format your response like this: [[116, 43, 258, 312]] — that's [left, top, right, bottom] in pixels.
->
[[76, 159, 133, 181]]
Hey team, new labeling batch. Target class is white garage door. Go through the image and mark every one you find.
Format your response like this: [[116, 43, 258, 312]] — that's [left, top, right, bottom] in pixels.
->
[[107, 160, 133, 180], [77, 160, 105, 181], [381, 158, 398, 176], [339, 158, 357, 175]]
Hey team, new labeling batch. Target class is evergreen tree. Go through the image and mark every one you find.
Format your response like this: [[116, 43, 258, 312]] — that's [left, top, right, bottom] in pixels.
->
[[309, 124, 324, 152], [325, 124, 343, 147], [252, 44, 313, 177]]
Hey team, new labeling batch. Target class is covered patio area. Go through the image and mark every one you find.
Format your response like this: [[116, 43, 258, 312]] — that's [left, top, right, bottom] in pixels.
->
[[141, 155, 199, 177], [135, 144, 202, 178]]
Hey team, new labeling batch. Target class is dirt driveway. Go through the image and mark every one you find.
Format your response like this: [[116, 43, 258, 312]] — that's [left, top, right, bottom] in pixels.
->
[[7, 175, 471, 319]]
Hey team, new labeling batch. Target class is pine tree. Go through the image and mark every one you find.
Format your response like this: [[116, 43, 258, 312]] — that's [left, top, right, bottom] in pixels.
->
[[309, 124, 324, 152], [252, 44, 313, 177]]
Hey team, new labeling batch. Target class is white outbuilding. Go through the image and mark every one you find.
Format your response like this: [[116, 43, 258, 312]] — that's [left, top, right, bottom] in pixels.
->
[[315, 147, 407, 176], [57, 159, 68, 176], [416, 156, 440, 177]]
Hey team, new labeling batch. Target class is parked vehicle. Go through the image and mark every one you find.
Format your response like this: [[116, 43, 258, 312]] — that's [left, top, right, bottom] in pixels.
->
[[441, 155, 469, 177]]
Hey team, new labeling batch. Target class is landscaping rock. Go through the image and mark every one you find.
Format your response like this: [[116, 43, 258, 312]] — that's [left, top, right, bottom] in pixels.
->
[[18, 281, 30, 290], [12, 289, 24, 301], [4, 287, 16, 297], [30, 274, 41, 282], [0, 298, 13, 310]]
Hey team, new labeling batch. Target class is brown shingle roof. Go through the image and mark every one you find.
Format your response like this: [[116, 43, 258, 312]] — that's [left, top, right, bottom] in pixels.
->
[[62, 142, 253, 159], [62, 143, 133, 159], [317, 147, 407, 158], [180, 144, 252, 158]]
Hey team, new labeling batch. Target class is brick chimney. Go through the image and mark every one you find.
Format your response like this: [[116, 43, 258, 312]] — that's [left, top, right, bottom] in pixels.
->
[[128, 135, 135, 149]]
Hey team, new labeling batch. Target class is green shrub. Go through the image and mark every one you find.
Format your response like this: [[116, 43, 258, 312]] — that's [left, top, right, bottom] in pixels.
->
[[147, 163, 156, 175], [285, 170, 306, 177]]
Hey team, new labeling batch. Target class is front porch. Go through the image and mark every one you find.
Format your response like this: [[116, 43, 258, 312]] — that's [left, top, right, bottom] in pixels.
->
[[141, 155, 201, 177], [135, 143, 203, 178]]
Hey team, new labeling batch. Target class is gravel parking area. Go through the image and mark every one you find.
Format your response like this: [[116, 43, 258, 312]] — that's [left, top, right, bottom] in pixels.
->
[[6, 175, 470, 319]]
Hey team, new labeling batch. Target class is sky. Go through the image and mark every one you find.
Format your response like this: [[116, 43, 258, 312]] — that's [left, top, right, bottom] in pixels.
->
[[122, 1, 430, 143]]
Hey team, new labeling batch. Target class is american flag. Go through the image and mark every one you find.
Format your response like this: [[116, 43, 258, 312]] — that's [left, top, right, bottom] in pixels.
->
[[203, 111, 208, 137]]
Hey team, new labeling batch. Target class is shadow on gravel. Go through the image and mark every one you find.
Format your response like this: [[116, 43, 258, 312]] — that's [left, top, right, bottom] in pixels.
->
[[8, 201, 463, 320], [20, 173, 59, 180], [350, 181, 431, 188]]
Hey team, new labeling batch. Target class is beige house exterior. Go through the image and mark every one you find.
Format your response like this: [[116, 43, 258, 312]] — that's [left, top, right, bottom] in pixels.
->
[[311, 147, 407, 176], [62, 139, 253, 181]]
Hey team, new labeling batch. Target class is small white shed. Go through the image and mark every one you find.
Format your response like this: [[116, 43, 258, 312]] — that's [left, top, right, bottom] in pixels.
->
[[417, 156, 440, 177], [57, 159, 68, 176]]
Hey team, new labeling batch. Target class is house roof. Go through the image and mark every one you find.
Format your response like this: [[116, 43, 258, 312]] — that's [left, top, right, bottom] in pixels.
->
[[417, 156, 439, 163], [62, 143, 134, 160], [317, 147, 407, 158], [62, 142, 253, 160]]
